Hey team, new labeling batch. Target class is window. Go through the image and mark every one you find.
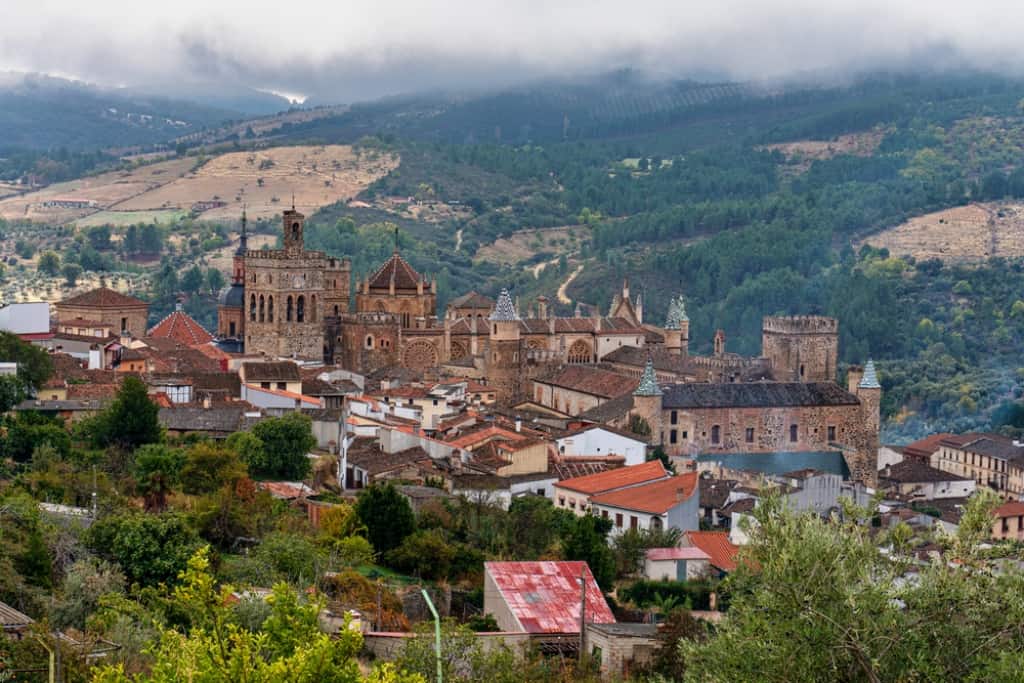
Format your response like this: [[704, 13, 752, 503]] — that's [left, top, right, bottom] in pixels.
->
[[366, 336, 374, 349], [800, 364, 805, 378], [651, 517, 663, 531], [267, 296, 274, 322], [296, 296, 305, 323], [277, 382, 286, 390], [669, 429, 678, 444], [286, 296, 293, 322], [670, 410, 678, 425], [229, 322, 236, 336], [630, 516, 639, 530], [790, 424, 798, 442], [682, 431, 688, 440], [250, 295, 257, 322], [601, 510, 608, 519], [711, 425, 720, 445], [120, 317, 128, 332], [827, 425, 836, 441], [569, 500, 576, 510], [745, 427, 755, 443], [260, 382, 270, 389], [1003, 517, 1010, 534], [259, 295, 265, 322], [334, 305, 339, 316], [558, 496, 565, 507], [615, 514, 623, 528], [310, 295, 317, 322]]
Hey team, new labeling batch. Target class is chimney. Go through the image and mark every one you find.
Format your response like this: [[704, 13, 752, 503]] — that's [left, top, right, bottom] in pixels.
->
[[175, 298, 184, 312], [847, 365, 864, 394], [515, 416, 522, 433], [202, 396, 212, 409], [537, 296, 548, 319]]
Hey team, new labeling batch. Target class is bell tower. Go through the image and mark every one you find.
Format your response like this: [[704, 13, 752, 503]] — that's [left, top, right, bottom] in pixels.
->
[[283, 200, 304, 253]]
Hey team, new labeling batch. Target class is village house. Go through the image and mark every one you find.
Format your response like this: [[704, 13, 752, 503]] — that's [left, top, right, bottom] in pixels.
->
[[931, 433, 1024, 499], [552, 460, 670, 515], [643, 546, 712, 581], [589, 471, 700, 536], [554, 425, 648, 466], [991, 501, 1024, 541], [878, 460, 977, 501]]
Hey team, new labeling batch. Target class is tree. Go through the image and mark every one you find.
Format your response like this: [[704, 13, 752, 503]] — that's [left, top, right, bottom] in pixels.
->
[[611, 526, 683, 578], [0, 330, 53, 391], [504, 495, 573, 559], [248, 413, 317, 479], [139, 224, 162, 254], [37, 250, 60, 276], [180, 443, 246, 494], [355, 484, 415, 554], [123, 224, 140, 254], [62, 262, 82, 286], [93, 376, 161, 450], [91, 548, 420, 683], [180, 265, 204, 294], [0, 374, 25, 413], [87, 512, 201, 586], [1, 411, 70, 461], [561, 514, 616, 590], [88, 225, 113, 251], [206, 267, 225, 294], [645, 609, 706, 680], [51, 559, 126, 630], [681, 492, 1024, 682], [133, 444, 185, 512], [383, 530, 456, 580]]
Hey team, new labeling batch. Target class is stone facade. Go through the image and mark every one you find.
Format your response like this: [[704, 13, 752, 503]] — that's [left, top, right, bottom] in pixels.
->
[[762, 315, 839, 382], [55, 288, 149, 337]]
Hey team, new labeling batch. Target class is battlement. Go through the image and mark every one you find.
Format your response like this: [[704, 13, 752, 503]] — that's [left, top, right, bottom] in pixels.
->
[[341, 311, 400, 326], [246, 249, 327, 261], [762, 315, 838, 335]]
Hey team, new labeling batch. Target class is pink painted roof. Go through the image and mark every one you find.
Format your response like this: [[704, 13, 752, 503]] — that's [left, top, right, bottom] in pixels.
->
[[485, 561, 615, 634], [646, 547, 710, 562]]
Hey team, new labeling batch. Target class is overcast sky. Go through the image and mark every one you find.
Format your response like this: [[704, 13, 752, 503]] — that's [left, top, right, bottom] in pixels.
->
[[3, 1, 1024, 102]]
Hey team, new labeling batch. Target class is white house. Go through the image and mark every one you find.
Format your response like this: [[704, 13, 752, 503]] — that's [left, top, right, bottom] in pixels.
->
[[643, 547, 711, 581], [879, 460, 977, 501], [556, 425, 648, 466], [0, 302, 50, 335], [590, 472, 700, 536]]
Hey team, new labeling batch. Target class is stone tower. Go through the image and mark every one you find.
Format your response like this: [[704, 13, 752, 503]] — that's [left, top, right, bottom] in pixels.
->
[[846, 360, 881, 486], [243, 209, 326, 360], [217, 209, 248, 339], [663, 295, 689, 357], [486, 289, 522, 399], [631, 358, 664, 446], [762, 315, 839, 382]]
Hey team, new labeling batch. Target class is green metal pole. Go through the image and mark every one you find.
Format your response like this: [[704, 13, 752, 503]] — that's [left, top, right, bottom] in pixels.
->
[[420, 588, 443, 683]]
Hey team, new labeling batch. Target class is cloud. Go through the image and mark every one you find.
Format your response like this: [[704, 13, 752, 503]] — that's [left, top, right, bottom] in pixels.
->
[[3, 1, 1024, 102]]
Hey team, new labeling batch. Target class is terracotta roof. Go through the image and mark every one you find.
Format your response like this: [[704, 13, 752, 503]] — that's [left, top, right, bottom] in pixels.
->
[[446, 424, 527, 450], [535, 366, 638, 400], [348, 445, 432, 476], [242, 361, 301, 382], [485, 561, 615, 633], [58, 287, 147, 309], [954, 435, 1024, 463], [646, 547, 710, 562], [148, 309, 214, 347], [902, 433, 955, 462], [589, 472, 699, 514], [683, 531, 740, 572], [556, 460, 668, 495], [994, 501, 1024, 518], [661, 382, 860, 409], [449, 291, 495, 309], [66, 383, 120, 400], [449, 317, 490, 334], [366, 251, 424, 290]]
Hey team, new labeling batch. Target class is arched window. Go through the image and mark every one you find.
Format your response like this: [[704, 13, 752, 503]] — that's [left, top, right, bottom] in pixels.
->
[[568, 339, 592, 364], [251, 273, 256, 284], [790, 424, 798, 443], [297, 295, 305, 323], [311, 295, 317, 322], [286, 296, 293, 322], [333, 305, 339, 316], [711, 425, 721, 445], [291, 222, 300, 241], [365, 335, 374, 349], [249, 294, 256, 321], [258, 295, 265, 322], [267, 296, 274, 323]]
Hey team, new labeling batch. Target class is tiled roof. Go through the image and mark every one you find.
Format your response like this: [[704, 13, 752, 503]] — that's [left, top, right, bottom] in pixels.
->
[[683, 531, 740, 572], [489, 289, 519, 321], [348, 445, 432, 476], [58, 287, 147, 309], [556, 460, 668, 495], [0, 601, 34, 631], [366, 251, 424, 290], [646, 547, 710, 562], [994, 501, 1024, 518], [241, 361, 301, 382], [448, 317, 490, 334], [536, 366, 638, 400], [881, 460, 973, 484], [902, 433, 954, 461], [485, 561, 615, 633], [661, 382, 860, 409], [148, 309, 214, 347], [576, 393, 635, 424], [66, 383, 120, 400], [634, 358, 662, 396], [449, 291, 495, 309], [589, 472, 699, 514], [158, 405, 249, 433], [445, 424, 526, 449], [699, 478, 740, 509], [859, 360, 881, 389]]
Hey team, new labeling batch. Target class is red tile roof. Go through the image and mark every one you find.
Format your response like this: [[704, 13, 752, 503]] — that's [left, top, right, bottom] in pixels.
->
[[994, 501, 1024, 518], [683, 531, 740, 572], [903, 433, 955, 462], [556, 460, 668, 495], [646, 547, 710, 562], [589, 472, 699, 514], [535, 366, 639, 399], [148, 310, 214, 347], [366, 251, 424, 290], [58, 287, 147, 309], [485, 561, 615, 634]]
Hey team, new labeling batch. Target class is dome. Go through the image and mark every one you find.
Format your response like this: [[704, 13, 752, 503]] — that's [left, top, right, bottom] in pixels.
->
[[218, 283, 245, 308]]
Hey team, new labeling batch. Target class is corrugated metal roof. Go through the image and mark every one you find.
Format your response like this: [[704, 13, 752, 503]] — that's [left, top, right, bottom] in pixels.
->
[[0, 601, 34, 630], [485, 561, 615, 634]]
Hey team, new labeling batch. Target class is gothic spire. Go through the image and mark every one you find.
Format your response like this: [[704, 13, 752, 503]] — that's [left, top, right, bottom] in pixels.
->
[[489, 288, 520, 321], [859, 359, 881, 389], [634, 357, 662, 396]]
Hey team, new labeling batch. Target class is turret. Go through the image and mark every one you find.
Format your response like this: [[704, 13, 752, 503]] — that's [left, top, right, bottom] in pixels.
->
[[632, 358, 664, 445], [487, 289, 522, 398], [846, 360, 881, 487], [713, 329, 726, 357], [283, 204, 305, 253], [664, 296, 682, 356]]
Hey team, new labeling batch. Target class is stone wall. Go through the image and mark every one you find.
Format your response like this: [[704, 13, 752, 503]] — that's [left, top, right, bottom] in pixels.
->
[[762, 315, 839, 382], [55, 304, 148, 338]]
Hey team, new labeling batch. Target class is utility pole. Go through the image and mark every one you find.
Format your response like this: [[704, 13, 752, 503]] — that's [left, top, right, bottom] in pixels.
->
[[421, 589, 443, 683], [578, 568, 587, 664]]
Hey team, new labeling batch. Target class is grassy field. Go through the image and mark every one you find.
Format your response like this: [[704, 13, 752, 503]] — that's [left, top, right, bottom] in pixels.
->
[[861, 202, 1024, 262], [75, 209, 188, 227]]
